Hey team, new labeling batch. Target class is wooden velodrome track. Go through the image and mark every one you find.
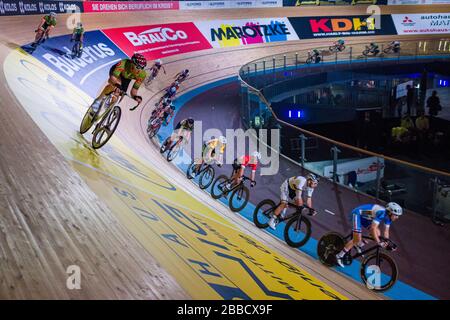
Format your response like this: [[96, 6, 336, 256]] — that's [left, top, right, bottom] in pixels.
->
[[0, 5, 448, 299]]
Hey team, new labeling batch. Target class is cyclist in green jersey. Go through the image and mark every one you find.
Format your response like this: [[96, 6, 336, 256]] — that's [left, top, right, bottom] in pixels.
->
[[90, 53, 147, 117], [71, 22, 85, 48], [33, 12, 57, 46]]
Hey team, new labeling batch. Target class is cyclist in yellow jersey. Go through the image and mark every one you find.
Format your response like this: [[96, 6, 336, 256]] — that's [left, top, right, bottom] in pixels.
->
[[90, 53, 147, 117], [192, 136, 227, 175]]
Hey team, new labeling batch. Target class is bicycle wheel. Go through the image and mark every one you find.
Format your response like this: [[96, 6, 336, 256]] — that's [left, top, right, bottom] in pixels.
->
[[80, 107, 95, 134], [361, 252, 398, 292], [305, 57, 312, 64], [253, 199, 276, 229], [160, 137, 170, 153], [92, 106, 121, 149], [329, 46, 337, 53], [186, 161, 197, 180], [317, 232, 345, 267], [167, 138, 182, 162], [229, 185, 249, 212], [362, 49, 369, 56], [210, 175, 229, 199], [199, 166, 215, 190], [284, 215, 312, 248]]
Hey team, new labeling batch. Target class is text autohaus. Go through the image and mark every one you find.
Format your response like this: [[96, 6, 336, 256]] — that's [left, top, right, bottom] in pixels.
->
[[421, 14, 450, 25]]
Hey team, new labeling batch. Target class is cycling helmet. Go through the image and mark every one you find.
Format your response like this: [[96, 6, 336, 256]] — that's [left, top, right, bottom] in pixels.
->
[[370, 42, 377, 46], [76, 22, 83, 28], [218, 136, 227, 144], [131, 53, 147, 69], [50, 12, 57, 18], [184, 69, 189, 74], [386, 202, 403, 216], [187, 117, 194, 125], [306, 173, 319, 184], [174, 81, 179, 86], [338, 39, 345, 45], [155, 59, 162, 66], [313, 49, 320, 54], [252, 151, 262, 160]]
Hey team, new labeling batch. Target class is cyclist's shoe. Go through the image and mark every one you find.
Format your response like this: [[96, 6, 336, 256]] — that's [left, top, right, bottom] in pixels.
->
[[268, 217, 278, 230], [335, 255, 345, 268]]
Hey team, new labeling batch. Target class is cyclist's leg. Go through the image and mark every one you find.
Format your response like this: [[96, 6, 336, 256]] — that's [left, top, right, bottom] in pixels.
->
[[273, 180, 289, 217], [336, 212, 362, 261]]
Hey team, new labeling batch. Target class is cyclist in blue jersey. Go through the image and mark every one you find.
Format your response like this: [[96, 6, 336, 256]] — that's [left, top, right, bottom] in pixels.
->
[[335, 202, 403, 268]]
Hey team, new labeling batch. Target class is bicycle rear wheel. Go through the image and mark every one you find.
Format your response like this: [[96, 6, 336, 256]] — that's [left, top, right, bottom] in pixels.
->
[[317, 232, 345, 267], [253, 199, 276, 229], [147, 118, 162, 139], [167, 138, 182, 162], [229, 185, 249, 212], [284, 215, 311, 248], [92, 106, 121, 149], [186, 161, 197, 180], [361, 253, 398, 292], [199, 166, 215, 190], [210, 175, 228, 199]]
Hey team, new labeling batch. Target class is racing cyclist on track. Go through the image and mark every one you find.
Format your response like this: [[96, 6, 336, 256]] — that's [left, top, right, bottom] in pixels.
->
[[146, 59, 166, 84], [330, 39, 345, 52], [175, 69, 190, 83], [162, 117, 194, 150], [335, 202, 403, 268], [32, 12, 57, 47], [226, 151, 261, 190], [192, 136, 227, 176], [71, 22, 84, 47], [89, 53, 147, 117], [268, 174, 319, 230]]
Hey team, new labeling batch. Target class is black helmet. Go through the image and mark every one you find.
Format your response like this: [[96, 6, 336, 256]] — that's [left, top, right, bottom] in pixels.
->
[[131, 53, 147, 69], [187, 118, 194, 125]]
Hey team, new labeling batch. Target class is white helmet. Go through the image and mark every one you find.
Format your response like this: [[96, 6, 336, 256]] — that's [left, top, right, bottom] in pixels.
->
[[386, 202, 403, 216], [50, 12, 57, 18], [218, 136, 227, 144], [155, 59, 162, 66], [252, 151, 261, 160]]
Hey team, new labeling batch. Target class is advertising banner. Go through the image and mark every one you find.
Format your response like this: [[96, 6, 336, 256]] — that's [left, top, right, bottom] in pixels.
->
[[392, 13, 450, 34], [102, 22, 212, 60], [25, 30, 127, 97], [0, 0, 83, 16], [288, 15, 397, 38], [195, 17, 299, 48], [180, 0, 282, 10], [388, 0, 450, 4], [83, 1, 179, 13], [323, 157, 385, 184]]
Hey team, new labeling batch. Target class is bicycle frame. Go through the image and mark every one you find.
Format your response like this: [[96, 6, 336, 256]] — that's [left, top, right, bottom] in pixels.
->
[[343, 234, 395, 261]]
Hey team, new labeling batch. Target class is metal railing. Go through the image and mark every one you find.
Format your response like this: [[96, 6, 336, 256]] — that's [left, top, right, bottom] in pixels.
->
[[239, 38, 450, 221]]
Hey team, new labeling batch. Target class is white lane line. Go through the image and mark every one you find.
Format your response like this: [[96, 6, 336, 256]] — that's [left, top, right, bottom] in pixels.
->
[[325, 209, 336, 216]]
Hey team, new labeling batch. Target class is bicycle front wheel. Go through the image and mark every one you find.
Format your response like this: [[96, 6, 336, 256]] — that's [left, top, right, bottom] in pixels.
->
[[80, 107, 95, 134], [229, 185, 249, 212], [167, 138, 182, 162], [199, 166, 215, 190], [284, 215, 311, 248], [92, 106, 121, 149], [210, 175, 228, 199], [253, 199, 276, 229], [361, 252, 398, 292], [147, 118, 162, 139]]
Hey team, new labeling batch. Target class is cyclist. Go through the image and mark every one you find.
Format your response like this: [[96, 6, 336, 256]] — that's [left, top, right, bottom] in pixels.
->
[[148, 98, 175, 128], [389, 40, 401, 53], [366, 42, 380, 55], [331, 39, 345, 51], [89, 53, 147, 117], [335, 202, 403, 268], [192, 136, 227, 175], [150, 59, 166, 78], [33, 12, 57, 46], [268, 174, 319, 230], [71, 22, 84, 52], [226, 151, 261, 190], [162, 117, 194, 150], [175, 69, 190, 83], [156, 81, 179, 106], [309, 49, 321, 63]]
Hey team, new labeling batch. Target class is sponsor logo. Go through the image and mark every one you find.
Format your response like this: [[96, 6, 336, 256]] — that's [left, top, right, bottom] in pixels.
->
[[59, 2, 64, 12], [19, 1, 24, 14], [210, 22, 290, 42], [401, 16, 415, 26], [309, 17, 376, 33], [0, 1, 4, 14], [39, 2, 44, 13], [0, 0, 18, 13], [124, 27, 188, 46]]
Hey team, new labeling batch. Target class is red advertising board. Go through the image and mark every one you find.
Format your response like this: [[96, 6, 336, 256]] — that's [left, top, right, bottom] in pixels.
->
[[83, 1, 179, 13], [102, 23, 212, 60]]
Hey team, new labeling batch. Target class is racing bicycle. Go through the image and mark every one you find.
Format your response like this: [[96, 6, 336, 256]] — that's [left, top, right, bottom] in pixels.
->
[[80, 89, 138, 149], [186, 160, 216, 190], [306, 53, 321, 64], [329, 44, 346, 53], [71, 40, 83, 58], [317, 232, 398, 291], [210, 175, 252, 212], [160, 136, 184, 162], [253, 199, 316, 248], [147, 105, 171, 139], [362, 46, 380, 57], [31, 28, 47, 48]]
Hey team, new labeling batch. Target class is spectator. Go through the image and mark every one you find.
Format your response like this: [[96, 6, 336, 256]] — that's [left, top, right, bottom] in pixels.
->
[[401, 114, 414, 131], [391, 126, 409, 143], [415, 110, 430, 133], [406, 84, 415, 115], [426, 90, 442, 117]]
